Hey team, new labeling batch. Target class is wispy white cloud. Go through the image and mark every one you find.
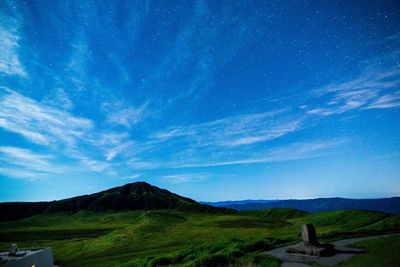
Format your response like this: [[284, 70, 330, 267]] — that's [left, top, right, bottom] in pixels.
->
[[308, 68, 400, 116], [0, 146, 63, 179], [43, 88, 74, 111], [119, 109, 311, 171], [0, 146, 51, 169], [102, 101, 148, 128], [0, 167, 38, 179], [105, 141, 134, 161], [152, 110, 303, 148], [161, 173, 208, 184], [127, 158, 161, 170], [0, 146, 50, 164], [66, 148, 110, 172], [386, 32, 400, 41], [173, 140, 344, 168], [65, 33, 90, 92], [125, 139, 344, 170], [0, 15, 27, 77], [89, 131, 135, 162], [80, 158, 109, 172], [0, 87, 93, 146], [364, 91, 400, 109], [121, 174, 142, 180], [0, 87, 124, 177]]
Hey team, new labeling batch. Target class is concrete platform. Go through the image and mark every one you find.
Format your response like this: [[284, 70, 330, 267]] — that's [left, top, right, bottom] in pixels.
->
[[287, 242, 335, 256]]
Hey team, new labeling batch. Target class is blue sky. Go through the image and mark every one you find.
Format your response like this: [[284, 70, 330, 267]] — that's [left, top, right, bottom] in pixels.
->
[[0, 0, 399, 202]]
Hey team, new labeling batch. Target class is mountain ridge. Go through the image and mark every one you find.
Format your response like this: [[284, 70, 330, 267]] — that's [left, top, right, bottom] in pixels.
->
[[205, 197, 400, 214], [201, 199, 279, 207]]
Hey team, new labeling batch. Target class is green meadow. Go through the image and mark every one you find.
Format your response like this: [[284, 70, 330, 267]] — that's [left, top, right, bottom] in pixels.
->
[[0, 209, 399, 266], [339, 235, 400, 267]]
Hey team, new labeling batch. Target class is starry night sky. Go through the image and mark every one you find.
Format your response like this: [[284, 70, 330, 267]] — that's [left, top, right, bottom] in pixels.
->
[[0, 0, 399, 202]]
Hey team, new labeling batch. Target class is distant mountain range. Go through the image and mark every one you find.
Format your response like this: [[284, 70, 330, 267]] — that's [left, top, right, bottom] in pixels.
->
[[0, 182, 232, 222], [201, 200, 279, 207], [204, 197, 400, 214]]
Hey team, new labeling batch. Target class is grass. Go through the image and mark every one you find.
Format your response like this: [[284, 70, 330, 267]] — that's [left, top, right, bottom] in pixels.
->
[[306, 210, 394, 240], [0, 209, 399, 266], [337, 235, 400, 267]]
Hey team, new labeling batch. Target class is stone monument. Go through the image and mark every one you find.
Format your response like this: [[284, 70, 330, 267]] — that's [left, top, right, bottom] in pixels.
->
[[287, 224, 335, 256]]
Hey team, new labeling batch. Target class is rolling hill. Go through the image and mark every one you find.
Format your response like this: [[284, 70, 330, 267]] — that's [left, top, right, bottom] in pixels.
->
[[206, 197, 400, 213], [0, 182, 232, 222]]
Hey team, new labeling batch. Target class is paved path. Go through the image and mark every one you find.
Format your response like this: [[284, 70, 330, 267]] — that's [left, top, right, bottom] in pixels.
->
[[265, 233, 399, 266]]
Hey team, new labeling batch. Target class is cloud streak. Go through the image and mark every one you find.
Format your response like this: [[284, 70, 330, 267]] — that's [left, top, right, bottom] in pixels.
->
[[308, 68, 400, 116], [0, 87, 133, 177], [102, 101, 148, 128], [0, 87, 93, 146], [161, 173, 208, 184], [0, 146, 63, 179], [0, 14, 27, 77], [152, 110, 303, 148], [172, 140, 344, 168]]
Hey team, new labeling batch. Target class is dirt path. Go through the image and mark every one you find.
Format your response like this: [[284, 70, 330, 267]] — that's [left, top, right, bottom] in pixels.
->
[[265, 233, 399, 266]]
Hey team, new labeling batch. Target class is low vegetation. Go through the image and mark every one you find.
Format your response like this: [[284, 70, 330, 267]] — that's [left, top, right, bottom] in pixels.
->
[[0, 208, 399, 266], [339, 235, 400, 267]]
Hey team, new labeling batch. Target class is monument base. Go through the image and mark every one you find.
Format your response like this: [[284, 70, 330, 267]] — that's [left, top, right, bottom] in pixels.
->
[[287, 242, 336, 256]]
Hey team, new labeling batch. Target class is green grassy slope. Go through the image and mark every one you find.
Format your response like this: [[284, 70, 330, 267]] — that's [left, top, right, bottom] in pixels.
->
[[0, 209, 399, 266]]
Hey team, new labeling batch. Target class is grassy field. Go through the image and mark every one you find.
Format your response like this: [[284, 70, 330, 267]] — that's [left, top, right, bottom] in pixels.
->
[[338, 235, 400, 267], [0, 209, 399, 266]]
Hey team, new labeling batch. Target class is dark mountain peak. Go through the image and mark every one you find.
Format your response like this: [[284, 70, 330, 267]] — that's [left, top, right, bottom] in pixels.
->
[[93, 181, 197, 205], [99, 181, 160, 196], [115, 181, 154, 192], [49, 181, 198, 213]]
